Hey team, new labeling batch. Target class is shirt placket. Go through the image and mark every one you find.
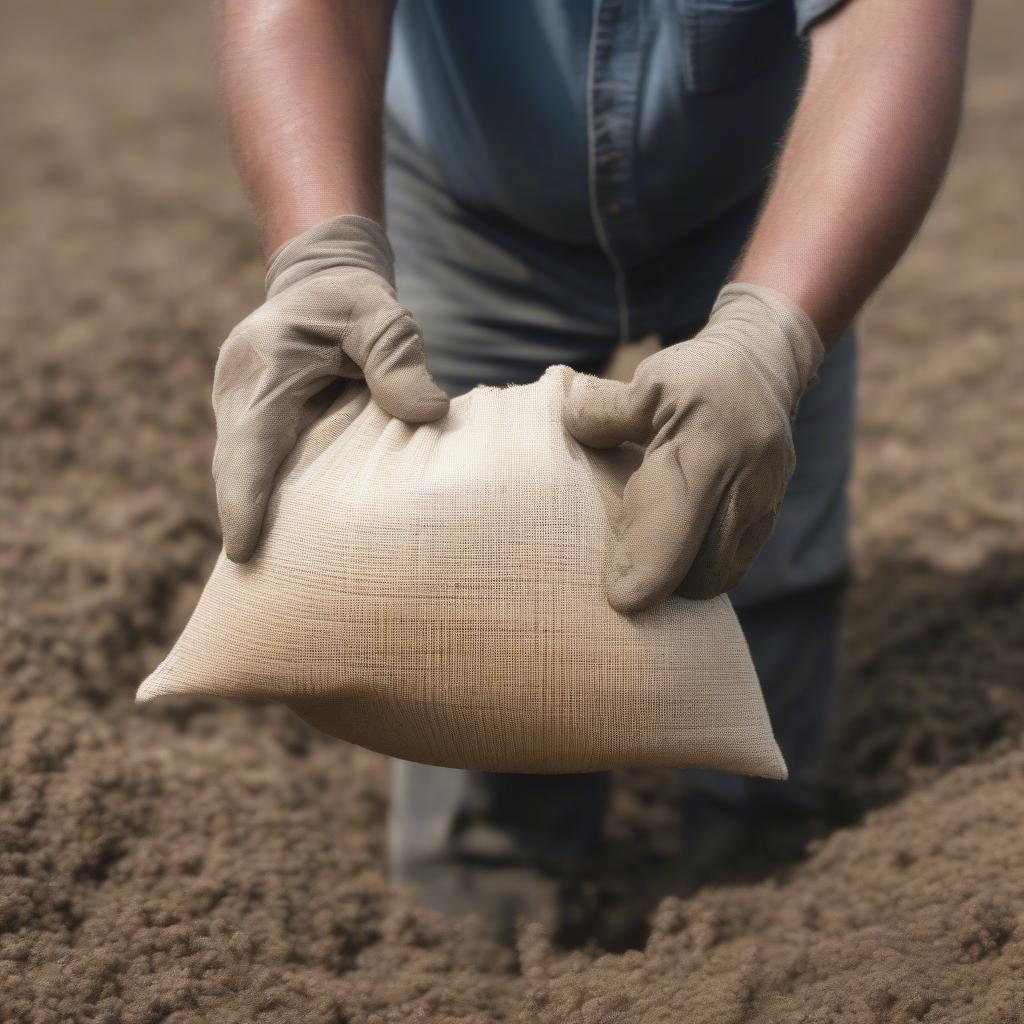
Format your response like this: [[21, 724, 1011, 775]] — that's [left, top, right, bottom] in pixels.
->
[[588, 0, 649, 341]]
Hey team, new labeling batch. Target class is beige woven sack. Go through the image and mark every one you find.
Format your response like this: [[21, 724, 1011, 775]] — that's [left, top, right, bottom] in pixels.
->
[[138, 365, 786, 779]]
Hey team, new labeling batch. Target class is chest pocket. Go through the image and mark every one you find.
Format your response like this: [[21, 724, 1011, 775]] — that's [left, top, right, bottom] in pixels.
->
[[681, 0, 797, 95]]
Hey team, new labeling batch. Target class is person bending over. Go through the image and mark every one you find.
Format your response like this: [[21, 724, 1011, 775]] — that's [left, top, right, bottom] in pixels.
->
[[212, 0, 972, 940]]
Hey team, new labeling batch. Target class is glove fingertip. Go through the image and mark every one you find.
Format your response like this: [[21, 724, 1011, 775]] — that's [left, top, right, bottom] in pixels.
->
[[563, 376, 631, 449], [561, 376, 591, 430], [379, 387, 450, 425], [607, 574, 658, 615], [216, 484, 270, 564], [605, 541, 664, 615], [223, 528, 258, 565], [403, 382, 451, 424], [368, 362, 451, 425]]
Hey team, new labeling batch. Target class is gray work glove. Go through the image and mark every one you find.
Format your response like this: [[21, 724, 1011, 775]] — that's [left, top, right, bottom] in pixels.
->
[[564, 282, 824, 612], [212, 215, 449, 562]]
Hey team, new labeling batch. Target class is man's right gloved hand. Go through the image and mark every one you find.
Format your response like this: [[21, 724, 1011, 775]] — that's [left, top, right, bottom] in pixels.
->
[[212, 215, 450, 562]]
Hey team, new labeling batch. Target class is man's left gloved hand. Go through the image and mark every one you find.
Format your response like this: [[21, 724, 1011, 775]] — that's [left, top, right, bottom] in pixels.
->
[[563, 282, 824, 612]]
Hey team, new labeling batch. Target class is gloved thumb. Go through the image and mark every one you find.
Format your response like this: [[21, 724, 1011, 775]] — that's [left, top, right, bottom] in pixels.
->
[[562, 373, 651, 449], [352, 311, 450, 424]]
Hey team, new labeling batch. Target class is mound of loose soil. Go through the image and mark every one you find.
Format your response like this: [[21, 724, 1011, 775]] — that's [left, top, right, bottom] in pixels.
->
[[2, 2, 1022, 1021]]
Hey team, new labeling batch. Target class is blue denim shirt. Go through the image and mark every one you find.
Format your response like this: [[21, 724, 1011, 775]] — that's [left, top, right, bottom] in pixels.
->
[[388, 1, 843, 248], [386, 0, 845, 338]]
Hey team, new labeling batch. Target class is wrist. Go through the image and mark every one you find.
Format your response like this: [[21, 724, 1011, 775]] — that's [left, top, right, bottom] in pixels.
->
[[262, 192, 385, 264], [731, 264, 848, 347]]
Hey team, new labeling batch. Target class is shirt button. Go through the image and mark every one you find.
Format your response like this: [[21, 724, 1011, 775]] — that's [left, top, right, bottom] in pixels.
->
[[607, 202, 622, 218]]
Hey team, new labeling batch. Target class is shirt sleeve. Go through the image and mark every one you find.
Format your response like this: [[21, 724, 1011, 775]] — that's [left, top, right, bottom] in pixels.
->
[[793, 0, 849, 35]]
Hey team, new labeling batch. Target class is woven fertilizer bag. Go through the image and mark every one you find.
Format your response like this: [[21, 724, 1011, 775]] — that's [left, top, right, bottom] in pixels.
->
[[138, 365, 786, 778]]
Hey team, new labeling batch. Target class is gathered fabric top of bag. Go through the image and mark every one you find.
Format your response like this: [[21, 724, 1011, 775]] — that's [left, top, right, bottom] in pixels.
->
[[138, 365, 786, 778]]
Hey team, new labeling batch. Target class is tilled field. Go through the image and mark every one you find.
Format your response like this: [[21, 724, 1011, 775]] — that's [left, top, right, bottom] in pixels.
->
[[2, 2, 1023, 1021]]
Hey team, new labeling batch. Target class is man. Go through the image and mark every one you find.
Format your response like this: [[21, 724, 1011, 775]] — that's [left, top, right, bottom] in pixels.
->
[[213, 0, 972, 937]]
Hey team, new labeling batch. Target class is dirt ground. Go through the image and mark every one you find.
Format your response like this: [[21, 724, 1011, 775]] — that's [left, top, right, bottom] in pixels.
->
[[2, 2, 1022, 1021]]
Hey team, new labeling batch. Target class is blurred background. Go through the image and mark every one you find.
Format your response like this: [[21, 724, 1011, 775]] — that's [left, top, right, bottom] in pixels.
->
[[1, 1, 1022, 1021]]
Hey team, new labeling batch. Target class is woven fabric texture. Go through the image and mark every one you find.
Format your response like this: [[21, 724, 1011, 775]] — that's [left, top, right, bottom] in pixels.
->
[[138, 366, 786, 778]]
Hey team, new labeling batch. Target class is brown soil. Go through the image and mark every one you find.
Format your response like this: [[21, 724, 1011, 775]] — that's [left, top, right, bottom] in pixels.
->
[[2, 2, 1022, 1021]]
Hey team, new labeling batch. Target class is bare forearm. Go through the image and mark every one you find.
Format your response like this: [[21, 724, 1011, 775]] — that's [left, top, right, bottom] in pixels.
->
[[218, 0, 396, 259], [736, 0, 972, 346]]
